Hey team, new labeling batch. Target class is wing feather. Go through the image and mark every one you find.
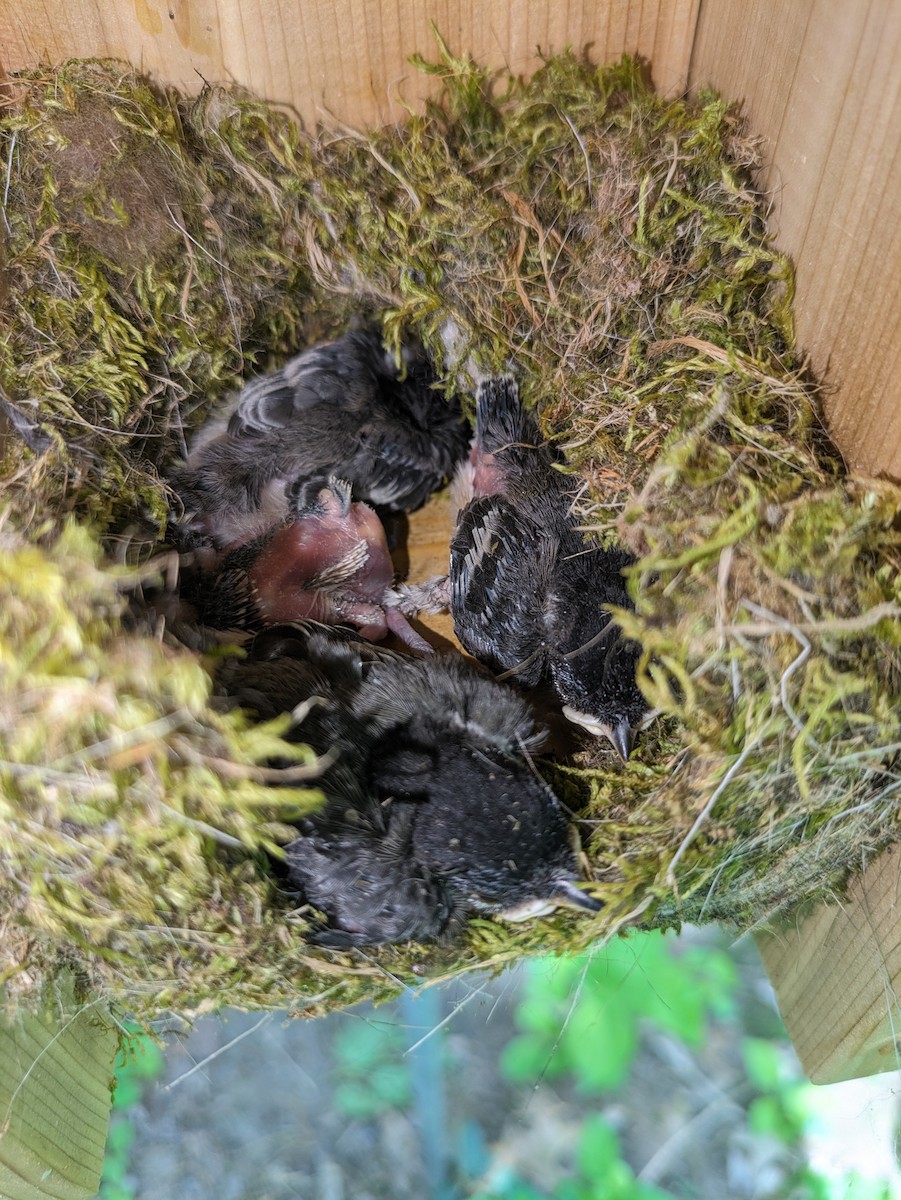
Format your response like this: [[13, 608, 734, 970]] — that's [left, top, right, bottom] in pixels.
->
[[450, 495, 552, 684]]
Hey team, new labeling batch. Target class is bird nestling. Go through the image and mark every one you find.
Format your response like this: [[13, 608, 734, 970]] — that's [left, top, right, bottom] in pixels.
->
[[181, 476, 433, 652], [448, 375, 652, 760], [168, 325, 470, 550], [219, 621, 601, 948]]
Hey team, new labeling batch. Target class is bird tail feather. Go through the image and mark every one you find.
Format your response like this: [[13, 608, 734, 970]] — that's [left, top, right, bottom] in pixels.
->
[[475, 375, 540, 456]]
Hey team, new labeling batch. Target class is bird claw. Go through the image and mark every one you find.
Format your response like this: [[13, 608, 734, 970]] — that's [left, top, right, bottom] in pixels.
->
[[384, 606, 436, 655], [385, 576, 451, 616]]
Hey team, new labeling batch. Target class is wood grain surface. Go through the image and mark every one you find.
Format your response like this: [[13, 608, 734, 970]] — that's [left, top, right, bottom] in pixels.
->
[[756, 848, 901, 1083], [690, 0, 901, 477], [402, 490, 459, 650], [0, 0, 699, 124]]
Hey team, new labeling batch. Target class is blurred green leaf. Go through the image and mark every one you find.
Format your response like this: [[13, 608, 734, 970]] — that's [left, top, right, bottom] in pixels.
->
[[779, 1082, 818, 1135], [494, 933, 901, 1200], [742, 1037, 783, 1091], [502, 932, 741, 1096], [129, 1039, 164, 1080], [99, 1186, 135, 1200], [333, 1020, 404, 1075], [371, 1062, 412, 1108], [574, 1115, 678, 1199], [103, 1120, 135, 1159], [111, 1075, 142, 1111], [564, 1000, 637, 1093], [576, 1115, 620, 1182], [688, 948, 740, 1021], [499, 1033, 558, 1083], [332, 1021, 411, 1118], [515, 995, 562, 1035], [790, 1167, 834, 1200], [557, 1182, 594, 1200], [101, 1027, 164, 1200], [99, 1151, 128, 1187], [747, 1094, 788, 1140], [334, 1080, 383, 1119]]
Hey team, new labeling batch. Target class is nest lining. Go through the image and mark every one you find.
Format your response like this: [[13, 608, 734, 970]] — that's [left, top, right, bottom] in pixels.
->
[[0, 45, 899, 1019]]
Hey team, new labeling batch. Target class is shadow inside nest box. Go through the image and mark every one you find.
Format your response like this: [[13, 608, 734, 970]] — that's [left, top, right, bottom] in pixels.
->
[[387, 490, 463, 654]]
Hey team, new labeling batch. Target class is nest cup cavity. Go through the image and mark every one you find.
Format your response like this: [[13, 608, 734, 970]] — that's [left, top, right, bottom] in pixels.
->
[[0, 47, 899, 1017]]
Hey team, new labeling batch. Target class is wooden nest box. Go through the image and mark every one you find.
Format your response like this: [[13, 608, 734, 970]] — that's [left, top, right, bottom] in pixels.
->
[[1, 0, 899, 1087]]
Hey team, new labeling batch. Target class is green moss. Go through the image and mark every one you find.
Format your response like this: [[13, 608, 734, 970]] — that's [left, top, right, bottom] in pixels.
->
[[0, 46, 898, 1019], [0, 60, 316, 541]]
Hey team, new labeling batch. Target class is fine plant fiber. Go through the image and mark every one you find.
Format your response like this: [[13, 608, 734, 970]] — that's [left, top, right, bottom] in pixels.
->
[[0, 44, 899, 1019]]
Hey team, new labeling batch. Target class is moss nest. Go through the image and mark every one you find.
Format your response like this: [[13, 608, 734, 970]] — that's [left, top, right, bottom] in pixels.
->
[[1, 46, 899, 1019]]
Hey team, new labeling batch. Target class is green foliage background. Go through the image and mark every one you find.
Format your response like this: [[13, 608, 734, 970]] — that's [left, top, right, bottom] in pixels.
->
[[97, 933, 898, 1200]]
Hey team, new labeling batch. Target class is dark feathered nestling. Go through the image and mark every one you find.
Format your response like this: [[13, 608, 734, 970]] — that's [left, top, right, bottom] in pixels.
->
[[168, 326, 469, 549], [219, 621, 600, 947], [449, 376, 651, 759], [180, 477, 432, 651]]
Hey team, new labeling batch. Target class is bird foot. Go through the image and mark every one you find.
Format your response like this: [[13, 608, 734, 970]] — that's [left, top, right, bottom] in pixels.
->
[[386, 576, 451, 616], [384, 606, 436, 655]]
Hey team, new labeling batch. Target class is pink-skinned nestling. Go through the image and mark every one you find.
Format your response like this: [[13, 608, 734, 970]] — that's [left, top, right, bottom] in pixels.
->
[[183, 476, 433, 652]]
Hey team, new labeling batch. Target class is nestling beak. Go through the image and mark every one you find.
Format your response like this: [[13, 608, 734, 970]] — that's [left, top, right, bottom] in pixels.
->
[[499, 897, 558, 921], [498, 879, 602, 922], [550, 878, 603, 913], [562, 708, 635, 761]]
